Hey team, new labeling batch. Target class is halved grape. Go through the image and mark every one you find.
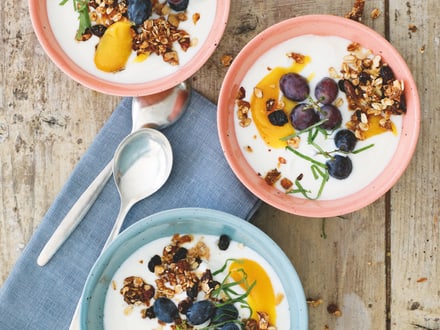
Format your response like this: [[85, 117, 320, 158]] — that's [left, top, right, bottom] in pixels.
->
[[326, 155, 353, 179], [319, 104, 342, 130], [279, 73, 310, 101], [290, 103, 319, 130], [314, 77, 338, 104], [334, 129, 357, 152]]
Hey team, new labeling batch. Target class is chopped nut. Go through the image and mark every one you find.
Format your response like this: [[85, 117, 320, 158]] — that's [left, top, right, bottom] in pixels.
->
[[327, 303, 342, 317], [237, 86, 246, 100], [409, 24, 418, 33], [254, 87, 263, 99], [244, 145, 253, 152], [286, 52, 305, 64], [280, 178, 293, 190], [371, 8, 381, 19], [221, 54, 234, 67], [287, 136, 301, 148], [264, 169, 281, 186], [307, 298, 324, 307], [192, 12, 201, 24], [345, 0, 365, 21]]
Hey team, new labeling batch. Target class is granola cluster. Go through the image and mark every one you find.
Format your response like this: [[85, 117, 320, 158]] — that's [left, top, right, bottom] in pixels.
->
[[345, 0, 365, 21], [330, 42, 406, 140], [236, 86, 252, 128], [81, 0, 196, 65]]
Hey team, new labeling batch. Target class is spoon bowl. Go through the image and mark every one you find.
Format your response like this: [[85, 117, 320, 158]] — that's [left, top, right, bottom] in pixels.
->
[[104, 128, 173, 245]]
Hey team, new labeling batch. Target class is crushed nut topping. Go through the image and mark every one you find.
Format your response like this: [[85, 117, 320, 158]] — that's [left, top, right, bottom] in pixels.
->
[[339, 45, 406, 140], [345, 0, 365, 21], [264, 169, 281, 186], [371, 8, 381, 19], [286, 52, 306, 64]]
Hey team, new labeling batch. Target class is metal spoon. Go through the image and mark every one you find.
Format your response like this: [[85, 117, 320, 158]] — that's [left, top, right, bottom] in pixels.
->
[[69, 127, 173, 330], [37, 81, 190, 266], [105, 128, 173, 247]]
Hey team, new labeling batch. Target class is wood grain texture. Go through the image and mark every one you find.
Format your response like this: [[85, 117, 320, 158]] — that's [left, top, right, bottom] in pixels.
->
[[387, 1, 440, 329], [1, 0, 438, 329]]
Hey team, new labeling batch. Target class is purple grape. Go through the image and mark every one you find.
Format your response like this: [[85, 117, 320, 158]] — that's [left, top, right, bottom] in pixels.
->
[[314, 77, 338, 104], [334, 129, 357, 152], [279, 73, 310, 101], [326, 155, 353, 179], [289, 103, 319, 130], [318, 104, 342, 130]]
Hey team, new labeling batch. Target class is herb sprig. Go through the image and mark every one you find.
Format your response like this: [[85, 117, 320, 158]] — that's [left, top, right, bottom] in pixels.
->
[[60, 0, 91, 40]]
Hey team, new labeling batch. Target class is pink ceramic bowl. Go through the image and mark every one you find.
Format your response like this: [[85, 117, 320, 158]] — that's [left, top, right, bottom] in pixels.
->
[[217, 15, 420, 218], [29, 1, 230, 96]]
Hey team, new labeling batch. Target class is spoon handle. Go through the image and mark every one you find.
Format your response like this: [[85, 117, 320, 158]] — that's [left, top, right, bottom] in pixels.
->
[[37, 160, 113, 266], [67, 200, 131, 330], [102, 201, 132, 249]]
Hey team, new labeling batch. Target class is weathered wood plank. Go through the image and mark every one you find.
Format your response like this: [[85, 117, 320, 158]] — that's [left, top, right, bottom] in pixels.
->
[[388, 1, 440, 329]]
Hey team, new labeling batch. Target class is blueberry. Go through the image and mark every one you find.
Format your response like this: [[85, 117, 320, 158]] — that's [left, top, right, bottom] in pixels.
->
[[167, 0, 189, 11], [186, 300, 215, 325], [153, 297, 179, 323], [148, 254, 161, 272], [219, 323, 240, 330], [334, 129, 357, 152], [268, 110, 289, 126], [326, 155, 353, 179], [212, 304, 239, 324], [127, 0, 152, 25], [218, 234, 231, 251]]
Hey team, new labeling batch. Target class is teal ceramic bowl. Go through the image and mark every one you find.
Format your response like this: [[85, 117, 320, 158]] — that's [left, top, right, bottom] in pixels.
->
[[80, 207, 308, 329]]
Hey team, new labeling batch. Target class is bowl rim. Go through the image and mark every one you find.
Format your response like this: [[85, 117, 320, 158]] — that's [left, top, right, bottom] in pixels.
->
[[79, 207, 308, 329], [217, 14, 420, 218], [28, 0, 230, 96]]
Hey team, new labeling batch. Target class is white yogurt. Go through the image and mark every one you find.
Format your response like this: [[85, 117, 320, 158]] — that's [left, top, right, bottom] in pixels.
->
[[235, 35, 402, 200], [103, 234, 290, 329], [47, 0, 217, 83]]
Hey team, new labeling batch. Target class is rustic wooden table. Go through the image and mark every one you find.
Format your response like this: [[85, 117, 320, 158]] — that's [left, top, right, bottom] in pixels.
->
[[0, 0, 438, 329]]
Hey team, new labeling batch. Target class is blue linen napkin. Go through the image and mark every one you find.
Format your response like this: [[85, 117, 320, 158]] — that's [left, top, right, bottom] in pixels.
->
[[0, 91, 260, 330]]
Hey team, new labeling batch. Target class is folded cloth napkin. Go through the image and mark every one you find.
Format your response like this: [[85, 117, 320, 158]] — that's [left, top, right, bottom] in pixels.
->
[[0, 91, 260, 330]]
